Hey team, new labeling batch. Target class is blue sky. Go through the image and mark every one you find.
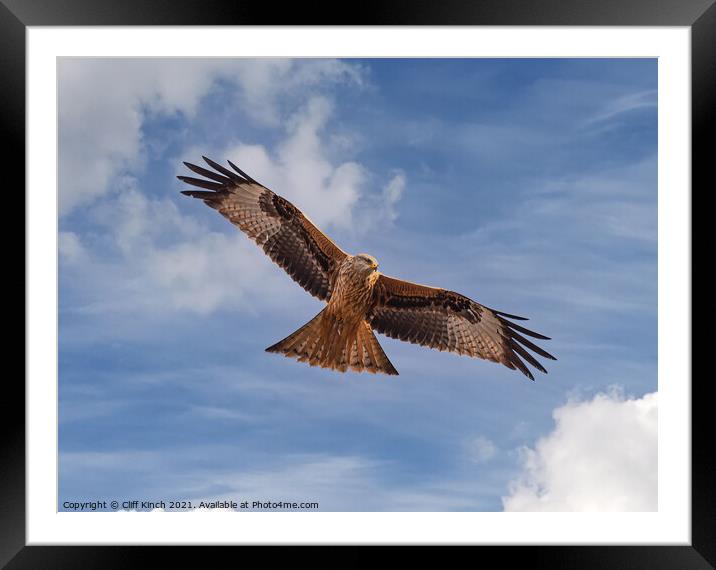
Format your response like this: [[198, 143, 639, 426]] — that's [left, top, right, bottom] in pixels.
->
[[58, 58, 657, 512]]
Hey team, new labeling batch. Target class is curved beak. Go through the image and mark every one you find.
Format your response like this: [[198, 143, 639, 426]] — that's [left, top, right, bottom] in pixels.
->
[[371, 261, 379, 270]]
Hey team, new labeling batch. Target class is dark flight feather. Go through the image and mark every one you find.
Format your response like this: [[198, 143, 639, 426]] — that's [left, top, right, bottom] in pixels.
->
[[179, 158, 348, 301]]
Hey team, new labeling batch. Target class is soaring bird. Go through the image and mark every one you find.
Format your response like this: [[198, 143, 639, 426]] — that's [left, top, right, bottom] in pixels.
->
[[179, 157, 556, 379]]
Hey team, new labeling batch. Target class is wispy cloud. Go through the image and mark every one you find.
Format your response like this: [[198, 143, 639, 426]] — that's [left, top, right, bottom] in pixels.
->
[[466, 436, 498, 464], [583, 89, 657, 127], [58, 231, 86, 264], [61, 448, 510, 511]]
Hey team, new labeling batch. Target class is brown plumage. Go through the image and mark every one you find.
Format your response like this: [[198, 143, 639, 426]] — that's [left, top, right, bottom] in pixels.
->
[[179, 157, 556, 380]]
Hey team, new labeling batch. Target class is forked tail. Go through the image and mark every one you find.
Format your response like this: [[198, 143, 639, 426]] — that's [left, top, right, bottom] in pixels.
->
[[265, 309, 399, 375]]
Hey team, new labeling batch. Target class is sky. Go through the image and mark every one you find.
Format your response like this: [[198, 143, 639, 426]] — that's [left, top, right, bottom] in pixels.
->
[[58, 58, 658, 512]]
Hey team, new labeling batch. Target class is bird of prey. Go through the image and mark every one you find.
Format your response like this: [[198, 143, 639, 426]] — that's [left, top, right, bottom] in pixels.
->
[[179, 157, 556, 379]]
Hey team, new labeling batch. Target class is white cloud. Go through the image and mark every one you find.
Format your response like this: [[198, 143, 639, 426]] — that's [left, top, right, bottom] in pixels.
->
[[58, 231, 86, 264], [144, 233, 296, 316], [342, 169, 406, 233], [217, 96, 366, 230], [64, 212, 296, 319], [234, 59, 366, 127], [82, 176, 291, 315], [466, 436, 497, 464], [58, 58, 365, 215], [58, 169, 299, 319], [502, 389, 657, 512], [381, 171, 406, 223], [90, 180, 201, 254]]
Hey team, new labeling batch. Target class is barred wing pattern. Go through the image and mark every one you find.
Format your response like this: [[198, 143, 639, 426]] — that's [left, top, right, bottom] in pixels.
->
[[369, 275, 556, 380], [178, 157, 348, 301]]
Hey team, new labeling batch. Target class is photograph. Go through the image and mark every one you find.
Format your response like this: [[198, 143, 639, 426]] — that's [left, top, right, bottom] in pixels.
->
[[57, 57, 658, 514]]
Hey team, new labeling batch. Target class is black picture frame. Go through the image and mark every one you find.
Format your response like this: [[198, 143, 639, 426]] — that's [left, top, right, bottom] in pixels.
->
[[5, 0, 708, 564]]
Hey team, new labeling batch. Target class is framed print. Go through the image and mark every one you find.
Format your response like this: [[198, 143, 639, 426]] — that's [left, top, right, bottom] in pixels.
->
[[7, 0, 709, 564]]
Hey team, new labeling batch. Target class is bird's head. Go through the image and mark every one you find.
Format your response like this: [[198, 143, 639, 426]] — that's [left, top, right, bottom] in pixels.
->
[[354, 253, 379, 275]]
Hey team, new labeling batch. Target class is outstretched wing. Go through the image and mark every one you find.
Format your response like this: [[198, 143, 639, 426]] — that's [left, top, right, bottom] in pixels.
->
[[369, 274, 556, 380], [179, 157, 348, 301]]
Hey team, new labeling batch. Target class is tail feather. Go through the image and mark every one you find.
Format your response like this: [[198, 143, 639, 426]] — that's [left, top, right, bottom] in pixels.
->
[[266, 310, 398, 376]]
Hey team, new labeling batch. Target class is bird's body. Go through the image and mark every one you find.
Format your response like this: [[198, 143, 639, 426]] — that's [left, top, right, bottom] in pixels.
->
[[266, 254, 398, 375], [329, 255, 381, 320], [179, 157, 556, 379]]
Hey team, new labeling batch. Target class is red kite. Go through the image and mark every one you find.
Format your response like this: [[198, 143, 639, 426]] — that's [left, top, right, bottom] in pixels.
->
[[180, 157, 556, 379]]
